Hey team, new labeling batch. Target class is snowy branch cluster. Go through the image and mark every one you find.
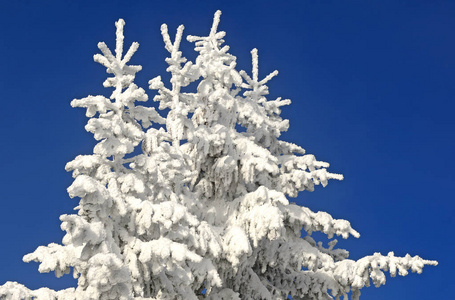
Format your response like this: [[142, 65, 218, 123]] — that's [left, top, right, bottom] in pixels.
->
[[0, 11, 436, 300]]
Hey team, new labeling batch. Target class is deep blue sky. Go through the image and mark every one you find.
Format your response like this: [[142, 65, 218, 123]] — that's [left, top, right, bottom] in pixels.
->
[[0, 0, 452, 298]]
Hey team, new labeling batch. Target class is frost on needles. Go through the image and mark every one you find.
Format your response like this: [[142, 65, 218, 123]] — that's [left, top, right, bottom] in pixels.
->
[[0, 11, 437, 300]]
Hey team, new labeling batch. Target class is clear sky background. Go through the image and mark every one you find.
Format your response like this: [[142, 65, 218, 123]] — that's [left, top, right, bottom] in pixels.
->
[[0, 0, 452, 298]]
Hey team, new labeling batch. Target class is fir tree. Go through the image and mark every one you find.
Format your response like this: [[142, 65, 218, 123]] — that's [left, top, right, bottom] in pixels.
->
[[0, 11, 436, 300]]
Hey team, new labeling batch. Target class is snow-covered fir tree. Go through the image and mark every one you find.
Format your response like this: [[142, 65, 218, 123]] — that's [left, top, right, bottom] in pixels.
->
[[0, 11, 437, 300]]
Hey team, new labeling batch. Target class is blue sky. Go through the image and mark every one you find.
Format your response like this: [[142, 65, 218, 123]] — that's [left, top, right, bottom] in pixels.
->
[[0, 0, 452, 298]]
